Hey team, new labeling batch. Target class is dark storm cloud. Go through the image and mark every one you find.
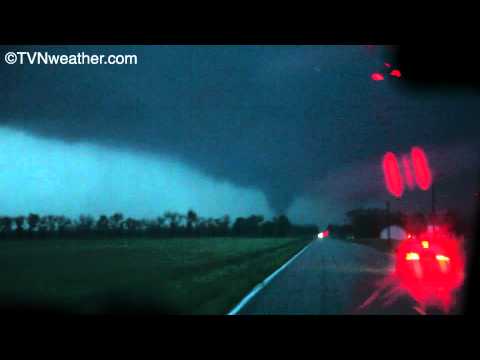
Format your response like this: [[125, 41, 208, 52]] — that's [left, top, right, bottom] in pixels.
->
[[1, 45, 479, 215]]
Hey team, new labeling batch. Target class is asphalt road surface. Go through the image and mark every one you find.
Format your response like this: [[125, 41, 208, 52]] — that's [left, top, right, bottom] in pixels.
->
[[237, 238, 457, 315]]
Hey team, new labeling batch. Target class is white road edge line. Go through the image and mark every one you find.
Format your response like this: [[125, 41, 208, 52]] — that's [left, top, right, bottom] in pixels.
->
[[227, 240, 315, 315]]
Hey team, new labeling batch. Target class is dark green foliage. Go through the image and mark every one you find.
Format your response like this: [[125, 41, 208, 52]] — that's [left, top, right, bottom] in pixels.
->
[[0, 211, 318, 240], [1, 205, 466, 242], [346, 208, 390, 239], [329, 207, 468, 240], [27, 213, 40, 232]]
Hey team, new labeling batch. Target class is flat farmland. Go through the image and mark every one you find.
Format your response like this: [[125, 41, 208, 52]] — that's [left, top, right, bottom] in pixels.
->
[[0, 236, 311, 314]]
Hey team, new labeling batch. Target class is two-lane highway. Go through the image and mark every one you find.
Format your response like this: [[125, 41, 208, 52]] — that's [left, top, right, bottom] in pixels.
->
[[236, 238, 421, 314]]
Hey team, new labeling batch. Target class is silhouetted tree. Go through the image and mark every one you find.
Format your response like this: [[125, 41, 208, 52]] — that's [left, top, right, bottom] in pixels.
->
[[186, 210, 198, 234], [27, 213, 40, 233], [78, 215, 95, 235], [233, 215, 264, 236], [149, 216, 166, 236], [0, 217, 12, 236], [46, 215, 56, 233], [196, 217, 207, 236], [214, 215, 230, 236], [327, 224, 353, 239], [97, 215, 110, 234], [164, 212, 181, 235], [345, 208, 406, 238], [232, 217, 246, 236], [124, 217, 140, 233], [37, 216, 49, 236], [261, 220, 276, 237], [274, 215, 291, 236], [139, 219, 151, 234], [156, 216, 166, 228], [15, 216, 25, 235], [0, 209, 324, 240], [110, 213, 124, 234], [56, 216, 71, 235]]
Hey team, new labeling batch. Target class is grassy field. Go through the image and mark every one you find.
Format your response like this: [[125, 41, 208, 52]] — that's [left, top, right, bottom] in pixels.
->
[[0, 236, 311, 315]]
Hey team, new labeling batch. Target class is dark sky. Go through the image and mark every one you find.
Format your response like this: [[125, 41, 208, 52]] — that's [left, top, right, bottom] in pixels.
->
[[0, 45, 478, 226]]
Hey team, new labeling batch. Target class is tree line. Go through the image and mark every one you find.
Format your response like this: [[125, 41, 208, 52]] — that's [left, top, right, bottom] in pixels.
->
[[0, 210, 319, 240], [327, 207, 467, 239]]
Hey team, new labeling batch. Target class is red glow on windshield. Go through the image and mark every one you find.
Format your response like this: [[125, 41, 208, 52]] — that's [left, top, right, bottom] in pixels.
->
[[358, 227, 465, 314], [371, 73, 385, 81], [411, 147, 432, 190], [393, 228, 465, 312], [390, 69, 402, 78], [382, 152, 404, 198]]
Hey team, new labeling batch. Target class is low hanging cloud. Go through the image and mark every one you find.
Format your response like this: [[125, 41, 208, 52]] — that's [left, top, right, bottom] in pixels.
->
[[0, 127, 275, 220]]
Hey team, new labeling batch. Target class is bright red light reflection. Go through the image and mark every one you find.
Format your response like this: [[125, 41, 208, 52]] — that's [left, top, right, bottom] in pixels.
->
[[411, 146, 432, 190], [371, 73, 385, 81], [390, 69, 402, 78], [358, 227, 465, 314], [394, 227, 465, 312], [382, 152, 404, 198]]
